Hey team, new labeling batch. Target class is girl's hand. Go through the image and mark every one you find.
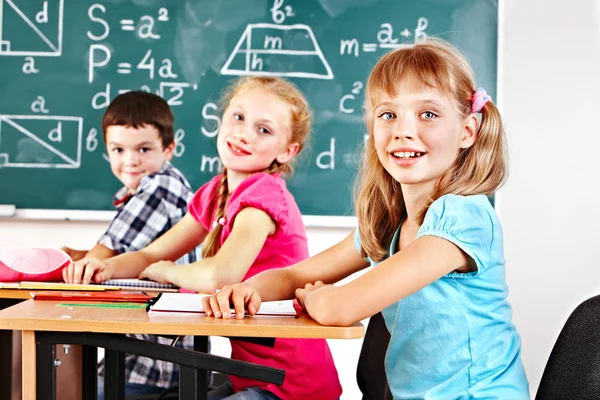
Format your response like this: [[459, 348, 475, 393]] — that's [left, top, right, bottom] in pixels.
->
[[295, 281, 330, 310], [63, 258, 114, 284], [138, 261, 177, 283], [201, 283, 262, 320]]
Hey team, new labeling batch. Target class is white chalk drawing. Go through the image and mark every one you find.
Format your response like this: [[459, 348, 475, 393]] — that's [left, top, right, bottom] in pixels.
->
[[0, 0, 64, 56], [221, 23, 333, 79], [0, 115, 82, 168]]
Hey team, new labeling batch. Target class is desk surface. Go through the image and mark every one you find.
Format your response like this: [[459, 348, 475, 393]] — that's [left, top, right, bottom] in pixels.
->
[[0, 299, 364, 339]]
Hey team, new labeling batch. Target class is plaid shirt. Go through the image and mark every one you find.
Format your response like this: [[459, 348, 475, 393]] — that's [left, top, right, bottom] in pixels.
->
[[98, 161, 199, 389]]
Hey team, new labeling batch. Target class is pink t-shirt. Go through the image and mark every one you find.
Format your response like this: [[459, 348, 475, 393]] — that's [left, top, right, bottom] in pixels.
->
[[188, 173, 342, 400]]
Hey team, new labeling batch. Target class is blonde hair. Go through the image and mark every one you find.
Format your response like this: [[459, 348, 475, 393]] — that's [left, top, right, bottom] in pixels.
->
[[202, 77, 311, 258], [356, 38, 507, 262]]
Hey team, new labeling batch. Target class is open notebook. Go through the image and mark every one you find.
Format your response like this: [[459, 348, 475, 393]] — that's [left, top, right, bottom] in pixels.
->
[[148, 293, 297, 317]]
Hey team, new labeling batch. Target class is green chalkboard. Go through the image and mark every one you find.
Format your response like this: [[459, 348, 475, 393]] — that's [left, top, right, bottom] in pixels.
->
[[0, 0, 498, 218]]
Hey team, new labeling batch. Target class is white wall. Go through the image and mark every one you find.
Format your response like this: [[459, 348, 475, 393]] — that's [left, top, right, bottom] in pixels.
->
[[498, 0, 600, 396], [2, 0, 600, 397]]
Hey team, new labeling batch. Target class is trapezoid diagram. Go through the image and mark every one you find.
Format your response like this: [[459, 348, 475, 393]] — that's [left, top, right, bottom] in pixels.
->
[[221, 23, 333, 80], [0, 0, 64, 56], [0, 115, 82, 168]]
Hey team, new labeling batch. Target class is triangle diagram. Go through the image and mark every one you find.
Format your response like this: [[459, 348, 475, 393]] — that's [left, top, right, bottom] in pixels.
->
[[0, 116, 80, 168], [1, 0, 62, 55]]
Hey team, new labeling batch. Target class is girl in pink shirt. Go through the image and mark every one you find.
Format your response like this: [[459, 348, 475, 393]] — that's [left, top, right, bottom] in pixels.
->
[[67, 76, 341, 400]]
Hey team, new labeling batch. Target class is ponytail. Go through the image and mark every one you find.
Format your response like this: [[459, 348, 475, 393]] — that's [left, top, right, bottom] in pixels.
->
[[417, 100, 508, 223], [201, 161, 285, 259], [201, 168, 229, 258]]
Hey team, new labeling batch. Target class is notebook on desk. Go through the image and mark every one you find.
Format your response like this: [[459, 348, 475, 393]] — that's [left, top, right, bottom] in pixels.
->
[[147, 293, 297, 317], [30, 290, 153, 303], [100, 278, 179, 292]]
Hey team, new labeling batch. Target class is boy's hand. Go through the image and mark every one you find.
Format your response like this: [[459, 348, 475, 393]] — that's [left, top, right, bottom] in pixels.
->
[[63, 258, 114, 284], [60, 247, 88, 262], [202, 283, 262, 320], [138, 261, 176, 283]]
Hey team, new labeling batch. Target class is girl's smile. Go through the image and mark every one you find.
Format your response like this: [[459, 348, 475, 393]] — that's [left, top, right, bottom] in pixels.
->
[[388, 147, 427, 166], [226, 141, 251, 156]]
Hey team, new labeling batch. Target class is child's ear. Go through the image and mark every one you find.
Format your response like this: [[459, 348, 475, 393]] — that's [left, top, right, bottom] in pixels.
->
[[276, 142, 300, 164], [460, 114, 479, 149], [163, 141, 176, 161]]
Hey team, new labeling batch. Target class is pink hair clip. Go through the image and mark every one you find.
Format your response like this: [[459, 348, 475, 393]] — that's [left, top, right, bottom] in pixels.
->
[[471, 88, 491, 114], [211, 217, 226, 229]]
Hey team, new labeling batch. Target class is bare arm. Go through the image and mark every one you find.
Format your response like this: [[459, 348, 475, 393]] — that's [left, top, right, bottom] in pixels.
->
[[65, 213, 207, 284], [302, 235, 473, 326], [84, 244, 116, 260], [61, 244, 116, 262], [205, 230, 370, 318], [107, 213, 208, 278], [140, 207, 275, 293], [247, 230, 369, 301]]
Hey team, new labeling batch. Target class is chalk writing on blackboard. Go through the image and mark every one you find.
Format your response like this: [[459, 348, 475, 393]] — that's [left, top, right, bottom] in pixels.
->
[[0, 115, 82, 168], [221, 23, 333, 80], [0, 0, 432, 174], [340, 18, 428, 57], [0, 0, 64, 57]]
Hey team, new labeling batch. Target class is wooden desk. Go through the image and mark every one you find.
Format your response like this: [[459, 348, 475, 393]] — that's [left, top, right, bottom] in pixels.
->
[[0, 299, 364, 400], [0, 288, 166, 400], [0, 289, 32, 400]]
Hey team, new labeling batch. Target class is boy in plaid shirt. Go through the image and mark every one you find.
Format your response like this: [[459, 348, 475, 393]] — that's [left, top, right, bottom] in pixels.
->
[[62, 91, 199, 399]]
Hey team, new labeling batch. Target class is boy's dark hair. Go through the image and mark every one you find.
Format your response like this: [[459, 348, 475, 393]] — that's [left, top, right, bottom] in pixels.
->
[[101, 91, 174, 148]]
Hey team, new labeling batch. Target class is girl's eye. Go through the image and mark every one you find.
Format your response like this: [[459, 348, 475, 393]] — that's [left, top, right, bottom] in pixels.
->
[[233, 113, 243, 121], [421, 111, 438, 120], [112, 148, 122, 154], [378, 111, 396, 121], [258, 127, 271, 135], [140, 147, 150, 153]]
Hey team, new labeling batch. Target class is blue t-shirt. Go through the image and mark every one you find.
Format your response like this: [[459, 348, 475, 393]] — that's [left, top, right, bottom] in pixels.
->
[[354, 194, 529, 399]]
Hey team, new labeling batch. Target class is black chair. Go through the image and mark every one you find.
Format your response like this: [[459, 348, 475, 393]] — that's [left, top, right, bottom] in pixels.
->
[[357, 312, 393, 400], [536, 295, 600, 400]]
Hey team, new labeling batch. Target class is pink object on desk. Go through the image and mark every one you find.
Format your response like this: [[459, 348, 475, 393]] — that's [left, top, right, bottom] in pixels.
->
[[0, 248, 71, 282]]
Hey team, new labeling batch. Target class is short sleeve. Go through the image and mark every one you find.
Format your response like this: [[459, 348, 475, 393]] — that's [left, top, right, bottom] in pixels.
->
[[226, 173, 289, 233], [417, 194, 495, 275], [188, 175, 222, 231], [353, 228, 374, 263], [98, 180, 170, 254], [353, 228, 362, 254]]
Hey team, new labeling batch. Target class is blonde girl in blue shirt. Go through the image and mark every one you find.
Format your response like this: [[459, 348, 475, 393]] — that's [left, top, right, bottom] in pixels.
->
[[204, 38, 530, 399]]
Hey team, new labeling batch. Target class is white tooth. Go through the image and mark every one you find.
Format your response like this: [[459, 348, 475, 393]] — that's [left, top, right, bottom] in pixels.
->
[[410, 152, 415, 157]]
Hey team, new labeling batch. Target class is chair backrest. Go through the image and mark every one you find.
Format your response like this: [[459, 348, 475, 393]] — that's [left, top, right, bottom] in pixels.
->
[[536, 295, 600, 400]]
